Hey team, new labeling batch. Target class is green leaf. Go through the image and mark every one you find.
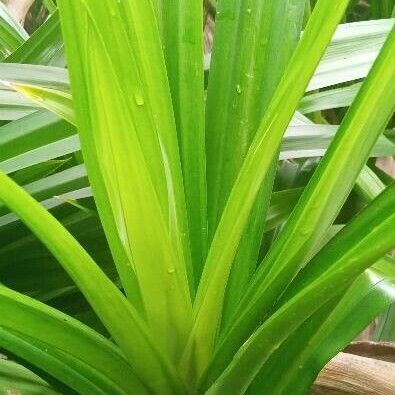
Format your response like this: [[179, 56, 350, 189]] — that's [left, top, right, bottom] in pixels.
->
[[299, 83, 361, 114], [0, 2, 28, 59], [281, 257, 395, 395], [370, 0, 394, 19], [0, 286, 148, 395], [57, 0, 193, 360], [181, 0, 351, 384], [5, 83, 394, 165], [205, 0, 306, 328], [11, 159, 69, 185], [0, 63, 69, 90], [206, 0, 305, 235], [154, 0, 207, 281], [307, 18, 394, 90], [247, 173, 390, 394], [0, 172, 185, 394], [265, 188, 303, 232], [0, 111, 75, 174], [355, 164, 386, 202], [43, 0, 58, 14], [375, 303, 395, 341], [0, 187, 92, 228], [0, 209, 114, 300], [0, 165, 88, 217], [0, 88, 39, 120], [248, 257, 395, 395], [215, 24, 395, 374], [205, 183, 395, 394], [204, 19, 394, 91], [13, 84, 75, 124], [5, 11, 64, 67], [0, 357, 59, 395], [281, 124, 395, 159]]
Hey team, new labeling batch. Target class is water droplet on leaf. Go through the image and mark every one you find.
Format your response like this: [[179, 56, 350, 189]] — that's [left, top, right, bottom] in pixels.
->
[[135, 93, 145, 106]]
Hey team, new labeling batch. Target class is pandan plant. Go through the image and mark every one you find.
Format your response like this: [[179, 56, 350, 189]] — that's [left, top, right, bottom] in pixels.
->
[[0, 0, 394, 394]]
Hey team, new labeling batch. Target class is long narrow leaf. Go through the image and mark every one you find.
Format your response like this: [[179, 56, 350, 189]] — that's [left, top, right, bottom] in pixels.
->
[[216, 25, 395, 372], [154, 0, 207, 281], [248, 258, 395, 395], [0, 172, 185, 394], [0, 286, 148, 395], [205, 0, 305, 327], [181, 0, 351, 384], [5, 11, 64, 66], [57, 0, 193, 360], [0, 2, 28, 59], [0, 111, 75, 174], [206, 183, 395, 394], [204, 19, 394, 91], [307, 18, 394, 90], [0, 88, 39, 120], [0, 357, 58, 395]]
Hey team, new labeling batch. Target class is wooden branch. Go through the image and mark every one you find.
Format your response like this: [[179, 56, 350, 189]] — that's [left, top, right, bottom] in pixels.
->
[[312, 352, 395, 395]]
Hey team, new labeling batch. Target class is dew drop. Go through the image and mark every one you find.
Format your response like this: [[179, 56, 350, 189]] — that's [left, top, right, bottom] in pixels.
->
[[167, 268, 175, 274], [134, 93, 145, 106], [236, 84, 242, 94], [301, 229, 310, 236]]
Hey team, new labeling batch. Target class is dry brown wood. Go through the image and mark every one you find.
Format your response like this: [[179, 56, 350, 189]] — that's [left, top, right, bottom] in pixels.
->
[[345, 341, 395, 363], [311, 352, 395, 395], [204, 14, 214, 54]]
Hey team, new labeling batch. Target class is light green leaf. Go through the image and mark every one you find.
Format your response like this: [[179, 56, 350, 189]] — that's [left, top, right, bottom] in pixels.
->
[[155, 0, 207, 281], [0, 172, 185, 394], [0, 63, 69, 90], [205, 0, 306, 328], [0, 111, 75, 174], [299, 83, 361, 114], [204, 19, 394, 91], [58, 0, 193, 362], [43, 0, 57, 14], [307, 18, 394, 90], [5, 11, 64, 67], [0, 357, 59, 395], [13, 84, 75, 124], [248, 257, 395, 395], [0, 285, 148, 395], [206, 183, 395, 394], [0, 2, 28, 59], [0, 165, 88, 217], [215, 24, 395, 379], [0, 88, 39, 120], [181, 0, 351, 384]]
